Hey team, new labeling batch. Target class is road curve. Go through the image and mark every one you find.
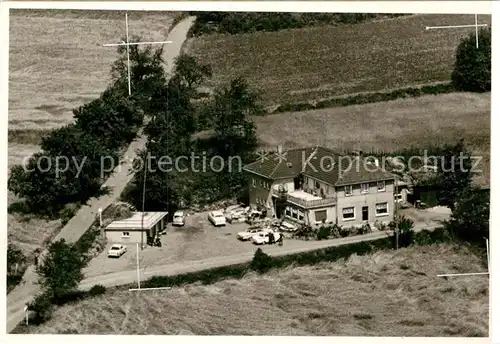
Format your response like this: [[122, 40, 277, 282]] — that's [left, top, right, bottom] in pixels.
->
[[6, 16, 196, 334]]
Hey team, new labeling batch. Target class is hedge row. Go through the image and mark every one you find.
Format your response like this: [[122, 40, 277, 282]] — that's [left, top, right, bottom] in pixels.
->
[[134, 227, 450, 289], [272, 83, 456, 114], [188, 12, 409, 37]]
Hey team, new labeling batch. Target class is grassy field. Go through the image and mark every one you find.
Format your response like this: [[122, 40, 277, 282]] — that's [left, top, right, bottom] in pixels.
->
[[8, 9, 177, 138], [187, 14, 492, 106], [252, 92, 491, 188], [19, 244, 488, 336], [7, 9, 179, 259]]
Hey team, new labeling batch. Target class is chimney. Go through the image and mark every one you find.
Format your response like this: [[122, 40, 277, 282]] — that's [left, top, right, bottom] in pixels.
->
[[277, 145, 283, 154]]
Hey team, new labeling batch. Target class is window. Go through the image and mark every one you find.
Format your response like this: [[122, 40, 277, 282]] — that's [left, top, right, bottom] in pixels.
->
[[377, 181, 386, 192], [315, 181, 320, 189], [361, 183, 370, 194], [315, 210, 327, 223], [252, 179, 256, 187], [298, 210, 304, 222], [285, 207, 291, 217], [344, 185, 353, 196], [376, 202, 389, 216], [291, 208, 298, 219], [342, 207, 355, 220], [122, 232, 130, 237]]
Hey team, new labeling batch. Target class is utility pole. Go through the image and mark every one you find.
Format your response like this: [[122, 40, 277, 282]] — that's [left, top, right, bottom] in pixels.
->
[[141, 155, 147, 250], [395, 177, 399, 250], [136, 243, 141, 289]]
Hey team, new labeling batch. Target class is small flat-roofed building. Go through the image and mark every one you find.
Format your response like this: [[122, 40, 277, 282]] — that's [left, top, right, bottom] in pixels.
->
[[105, 211, 168, 245]]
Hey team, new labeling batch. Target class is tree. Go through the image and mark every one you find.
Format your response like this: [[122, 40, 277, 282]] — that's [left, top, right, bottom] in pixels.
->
[[172, 53, 212, 91], [7, 243, 26, 276], [9, 126, 118, 215], [212, 77, 261, 161], [446, 187, 489, 244], [36, 239, 87, 299], [111, 36, 168, 112], [73, 87, 143, 148], [451, 28, 491, 92], [436, 139, 473, 211]]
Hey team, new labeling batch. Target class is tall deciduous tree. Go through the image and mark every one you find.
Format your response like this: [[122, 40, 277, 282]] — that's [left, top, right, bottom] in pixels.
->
[[451, 28, 491, 92], [446, 187, 489, 244], [436, 139, 473, 211], [36, 239, 87, 299], [212, 77, 261, 161], [111, 36, 168, 113]]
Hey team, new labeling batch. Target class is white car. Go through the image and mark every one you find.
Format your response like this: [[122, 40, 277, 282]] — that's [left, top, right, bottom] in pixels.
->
[[251, 231, 282, 245], [280, 220, 298, 232], [108, 244, 127, 258], [237, 228, 266, 241], [172, 211, 185, 226], [208, 210, 226, 226], [226, 207, 246, 223]]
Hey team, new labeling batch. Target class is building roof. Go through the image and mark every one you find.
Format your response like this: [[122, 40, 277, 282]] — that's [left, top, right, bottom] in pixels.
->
[[244, 146, 395, 186], [243, 147, 316, 179], [105, 212, 168, 232]]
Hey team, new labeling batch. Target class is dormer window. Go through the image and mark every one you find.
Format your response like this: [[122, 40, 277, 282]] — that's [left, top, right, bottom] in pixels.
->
[[361, 183, 370, 194], [377, 181, 386, 192], [344, 185, 352, 196]]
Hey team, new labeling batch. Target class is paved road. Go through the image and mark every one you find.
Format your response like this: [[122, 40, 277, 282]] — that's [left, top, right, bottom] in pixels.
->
[[80, 222, 440, 290], [6, 16, 196, 334]]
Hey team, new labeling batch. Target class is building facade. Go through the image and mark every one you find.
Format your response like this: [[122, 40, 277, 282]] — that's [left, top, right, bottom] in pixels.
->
[[243, 146, 395, 227], [105, 212, 168, 245]]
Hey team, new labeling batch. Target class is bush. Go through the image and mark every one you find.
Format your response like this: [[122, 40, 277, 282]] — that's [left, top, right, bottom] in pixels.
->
[[250, 248, 274, 273], [60, 203, 80, 226], [392, 216, 415, 248], [358, 223, 372, 235], [88, 284, 106, 297], [28, 293, 54, 325], [272, 83, 456, 114], [451, 28, 491, 92], [316, 226, 331, 240]]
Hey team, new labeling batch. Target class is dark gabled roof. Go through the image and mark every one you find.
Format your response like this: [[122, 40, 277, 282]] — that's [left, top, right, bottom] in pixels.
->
[[244, 146, 395, 185], [243, 147, 316, 179]]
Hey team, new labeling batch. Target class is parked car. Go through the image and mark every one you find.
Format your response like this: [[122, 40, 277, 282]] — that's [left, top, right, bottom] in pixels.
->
[[245, 209, 264, 224], [280, 220, 298, 232], [208, 210, 226, 226], [225, 205, 246, 223], [237, 227, 266, 241], [251, 231, 282, 245], [108, 244, 127, 258], [172, 211, 186, 226]]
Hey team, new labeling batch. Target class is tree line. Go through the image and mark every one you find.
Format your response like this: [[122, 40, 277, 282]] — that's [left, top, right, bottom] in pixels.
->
[[188, 12, 408, 36]]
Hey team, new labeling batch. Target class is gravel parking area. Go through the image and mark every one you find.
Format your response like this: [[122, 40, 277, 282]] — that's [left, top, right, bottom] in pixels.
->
[[84, 211, 265, 277], [83, 207, 450, 278]]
